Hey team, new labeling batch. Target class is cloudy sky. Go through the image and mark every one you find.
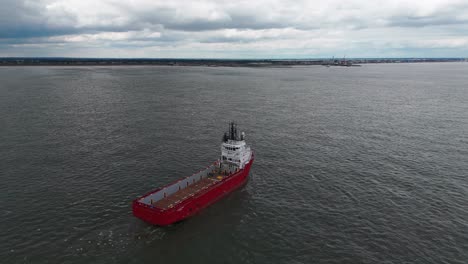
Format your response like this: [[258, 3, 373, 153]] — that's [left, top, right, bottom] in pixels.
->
[[1, 0, 468, 58]]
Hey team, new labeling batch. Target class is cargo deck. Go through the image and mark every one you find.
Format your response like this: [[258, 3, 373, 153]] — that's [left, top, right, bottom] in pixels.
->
[[138, 163, 238, 210], [151, 177, 222, 209]]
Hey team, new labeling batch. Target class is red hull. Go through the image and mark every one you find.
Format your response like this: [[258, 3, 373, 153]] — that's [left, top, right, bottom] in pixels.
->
[[132, 155, 254, 226]]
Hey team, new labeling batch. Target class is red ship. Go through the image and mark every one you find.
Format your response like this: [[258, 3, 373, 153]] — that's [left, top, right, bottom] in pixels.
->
[[132, 122, 254, 226]]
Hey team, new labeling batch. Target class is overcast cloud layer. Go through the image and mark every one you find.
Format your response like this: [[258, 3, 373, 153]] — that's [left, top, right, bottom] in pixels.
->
[[1, 0, 468, 58]]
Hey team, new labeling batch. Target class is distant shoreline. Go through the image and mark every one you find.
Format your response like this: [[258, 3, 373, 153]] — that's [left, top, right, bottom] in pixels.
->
[[0, 58, 466, 67]]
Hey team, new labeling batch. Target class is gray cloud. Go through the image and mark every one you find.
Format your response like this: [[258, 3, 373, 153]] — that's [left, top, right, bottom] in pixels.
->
[[0, 0, 78, 38], [388, 15, 468, 28]]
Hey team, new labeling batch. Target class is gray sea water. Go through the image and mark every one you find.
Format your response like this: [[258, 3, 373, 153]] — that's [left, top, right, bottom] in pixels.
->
[[1, 63, 467, 263]]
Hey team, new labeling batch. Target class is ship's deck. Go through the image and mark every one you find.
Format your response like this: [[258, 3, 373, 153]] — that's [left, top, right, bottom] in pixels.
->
[[140, 162, 239, 210], [151, 176, 223, 209]]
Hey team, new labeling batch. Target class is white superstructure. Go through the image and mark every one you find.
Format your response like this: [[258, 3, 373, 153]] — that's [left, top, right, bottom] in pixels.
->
[[220, 122, 252, 169]]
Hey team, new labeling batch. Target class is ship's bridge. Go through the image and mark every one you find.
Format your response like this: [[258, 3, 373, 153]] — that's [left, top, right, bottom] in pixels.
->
[[220, 123, 251, 169]]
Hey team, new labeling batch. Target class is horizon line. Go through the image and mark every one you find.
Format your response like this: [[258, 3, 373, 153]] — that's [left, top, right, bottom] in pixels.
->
[[1, 56, 467, 60]]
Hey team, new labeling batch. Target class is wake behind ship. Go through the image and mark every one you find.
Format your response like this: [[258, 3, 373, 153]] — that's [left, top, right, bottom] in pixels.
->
[[132, 122, 254, 226]]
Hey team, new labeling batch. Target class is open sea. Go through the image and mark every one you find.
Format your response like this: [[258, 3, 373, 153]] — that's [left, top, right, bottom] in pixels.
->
[[1, 63, 467, 263]]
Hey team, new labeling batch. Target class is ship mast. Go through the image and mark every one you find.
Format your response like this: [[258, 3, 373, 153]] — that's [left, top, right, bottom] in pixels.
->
[[224, 121, 240, 142]]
